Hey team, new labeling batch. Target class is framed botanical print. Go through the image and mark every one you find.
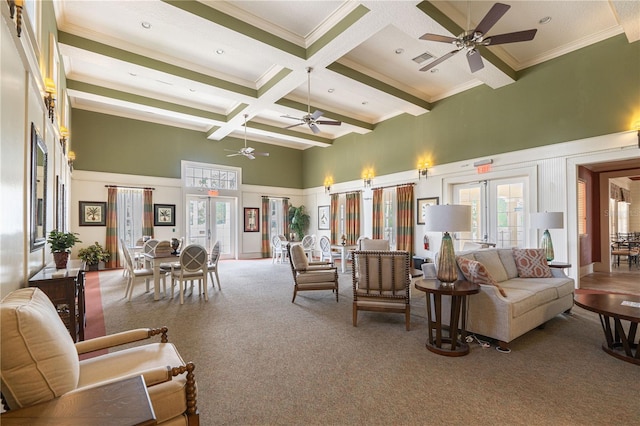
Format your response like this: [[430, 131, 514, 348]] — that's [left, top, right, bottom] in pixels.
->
[[154, 204, 176, 226], [79, 201, 107, 226], [244, 207, 259, 232], [318, 205, 330, 230], [417, 197, 439, 225]]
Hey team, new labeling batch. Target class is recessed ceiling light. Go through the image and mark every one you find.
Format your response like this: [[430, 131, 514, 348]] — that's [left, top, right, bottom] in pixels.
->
[[539, 16, 551, 24], [189, 88, 196, 92], [395, 48, 404, 54], [430, 69, 439, 73], [129, 72, 137, 77], [141, 21, 151, 29], [215, 49, 224, 55], [362, 101, 368, 105], [327, 88, 335, 93]]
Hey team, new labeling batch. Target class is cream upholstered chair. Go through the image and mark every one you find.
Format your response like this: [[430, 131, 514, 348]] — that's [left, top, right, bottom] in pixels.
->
[[319, 236, 339, 263], [0, 287, 199, 424], [170, 244, 208, 304], [287, 244, 339, 303], [351, 250, 411, 330], [359, 238, 390, 250], [207, 241, 221, 290]]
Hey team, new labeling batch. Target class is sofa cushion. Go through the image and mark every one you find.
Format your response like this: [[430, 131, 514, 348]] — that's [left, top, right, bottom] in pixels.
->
[[456, 257, 507, 297], [474, 250, 508, 282], [512, 248, 552, 278], [497, 249, 519, 279], [1, 288, 80, 409]]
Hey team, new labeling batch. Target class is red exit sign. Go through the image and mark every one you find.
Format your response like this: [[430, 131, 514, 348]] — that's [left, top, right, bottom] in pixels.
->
[[477, 164, 492, 174]]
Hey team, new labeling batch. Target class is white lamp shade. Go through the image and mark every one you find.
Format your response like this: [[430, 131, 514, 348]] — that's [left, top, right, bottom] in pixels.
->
[[530, 212, 563, 230], [424, 204, 472, 232]]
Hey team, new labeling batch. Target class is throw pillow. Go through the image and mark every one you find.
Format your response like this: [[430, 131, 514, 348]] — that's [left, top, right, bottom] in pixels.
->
[[512, 248, 552, 278], [456, 257, 507, 297]]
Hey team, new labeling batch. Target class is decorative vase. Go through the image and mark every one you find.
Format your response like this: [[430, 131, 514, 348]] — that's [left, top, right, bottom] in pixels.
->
[[540, 229, 554, 261], [53, 251, 69, 269], [171, 238, 180, 254], [436, 232, 457, 285]]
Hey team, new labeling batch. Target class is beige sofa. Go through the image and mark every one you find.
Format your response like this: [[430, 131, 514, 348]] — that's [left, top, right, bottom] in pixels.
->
[[422, 248, 574, 352]]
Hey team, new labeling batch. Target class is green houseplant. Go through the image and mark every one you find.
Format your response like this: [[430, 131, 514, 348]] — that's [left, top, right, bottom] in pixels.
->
[[288, 205, 310, 240], [47, 230, 82, 269], [78, 242, 110, 270]]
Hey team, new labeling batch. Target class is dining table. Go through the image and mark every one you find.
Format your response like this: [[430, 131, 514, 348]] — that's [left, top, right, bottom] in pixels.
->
[[331, 244, 357, 273], [143, 252, 179, 300]]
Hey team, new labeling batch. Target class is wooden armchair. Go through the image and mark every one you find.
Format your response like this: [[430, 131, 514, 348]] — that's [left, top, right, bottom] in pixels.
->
[[1, 287, 199, 425], [351, 250, 411, 330], [287, 243, 339, 303]]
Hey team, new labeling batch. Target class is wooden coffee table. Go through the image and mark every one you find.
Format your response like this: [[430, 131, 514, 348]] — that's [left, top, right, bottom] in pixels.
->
[[574, 293, 640, 365]]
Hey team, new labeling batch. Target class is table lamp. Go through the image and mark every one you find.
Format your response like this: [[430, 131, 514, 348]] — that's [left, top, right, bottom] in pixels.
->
[[424, 204, 472, 285], [530, 212, 563, 261]]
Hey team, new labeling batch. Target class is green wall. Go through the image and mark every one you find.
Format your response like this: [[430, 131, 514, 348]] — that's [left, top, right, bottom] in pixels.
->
[[71, 110, 304, 187], [303, 35, 640, 188]]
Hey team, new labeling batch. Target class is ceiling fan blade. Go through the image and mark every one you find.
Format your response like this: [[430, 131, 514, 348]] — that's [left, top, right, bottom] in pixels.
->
[[309, 123, 321, 134], [284, 122, 304, 129], [316, 120, 341, 126], [467, 49, 484, 73], [254, 152, 270, 156], [485, 29, 537, 45], [246, 154, 255, 160], [420, 33, 457, 43], [281, 115, 303, 121], [226, 153, 241, 157], [475, 2, 510, 35], [419, 50, 459, 72], [310, 110, 324, 120], [245, 147, 255, 153], [224, 149, 239, 153]]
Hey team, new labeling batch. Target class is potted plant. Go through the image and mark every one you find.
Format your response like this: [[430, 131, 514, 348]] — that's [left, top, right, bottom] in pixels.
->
[[288, 205, 310, 241], [78, 242, 110, 271], [47, 230, 82, 269]]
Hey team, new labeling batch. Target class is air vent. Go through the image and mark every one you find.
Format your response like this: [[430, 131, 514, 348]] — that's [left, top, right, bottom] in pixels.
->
[[412, 52, 434, 64]]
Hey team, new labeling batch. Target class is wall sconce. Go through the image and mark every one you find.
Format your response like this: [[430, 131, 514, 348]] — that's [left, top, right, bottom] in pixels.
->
[[324, 177, 333, 193], [418, 161, 429, 180], [44, 78, 56, 122], [60, 126, 69, 152], [362, 169, 374, 188], [635, 120, 640, 148], [67, 151, 76, 171], [8, 0, 24, 37]]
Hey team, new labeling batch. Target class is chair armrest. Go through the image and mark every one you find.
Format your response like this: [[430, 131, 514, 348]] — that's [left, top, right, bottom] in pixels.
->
[[75, 327, 168, 355], [304, 265, 337, 272], [309, 261, 333, 266]]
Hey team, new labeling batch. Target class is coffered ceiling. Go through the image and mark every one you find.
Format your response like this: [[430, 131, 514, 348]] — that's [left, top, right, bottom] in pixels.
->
[[55, 1, 640, 150]]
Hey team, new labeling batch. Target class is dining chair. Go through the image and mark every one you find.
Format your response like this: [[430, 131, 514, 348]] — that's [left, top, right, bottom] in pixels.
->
[[272, 235, 287, 264], [122, 243, 166, 301], [208, 240, 222, 290], [319, 236, 339, 263], [170, 244, 208, 304], [301, 234, 315, 260]]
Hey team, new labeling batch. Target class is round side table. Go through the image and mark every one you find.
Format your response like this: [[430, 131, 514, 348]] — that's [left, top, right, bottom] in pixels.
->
[[415, 279, 480, 357]]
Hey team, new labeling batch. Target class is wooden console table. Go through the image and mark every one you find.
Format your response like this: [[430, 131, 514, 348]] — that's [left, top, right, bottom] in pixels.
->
[[1, 375, 156, 425], [28, 260, 86, 342]]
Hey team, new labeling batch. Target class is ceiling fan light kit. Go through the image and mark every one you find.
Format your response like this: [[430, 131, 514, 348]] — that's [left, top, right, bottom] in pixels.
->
[[419, 2, 537, 73], [224, 114, 269, 160], [281, 67, 341, 134]]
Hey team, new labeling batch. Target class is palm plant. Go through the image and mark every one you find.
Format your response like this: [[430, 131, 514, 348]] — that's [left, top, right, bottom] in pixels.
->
[[288, 205, 310, 240]]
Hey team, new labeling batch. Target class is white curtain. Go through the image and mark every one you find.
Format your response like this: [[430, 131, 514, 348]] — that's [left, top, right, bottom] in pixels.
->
[[116, 188, 144, 248]]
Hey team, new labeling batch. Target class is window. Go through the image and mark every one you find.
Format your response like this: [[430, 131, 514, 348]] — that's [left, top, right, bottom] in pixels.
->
[[618, 202, 629, 234], [383, 189, 396, 246], [184, 164, 237, 190], [578, 179, 587, 235], [270, 199, 285, 237], [116, 188, 144, 248]]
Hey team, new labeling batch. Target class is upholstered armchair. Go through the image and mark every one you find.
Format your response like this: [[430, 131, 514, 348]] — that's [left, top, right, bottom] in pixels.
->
[[1, 287, 199, 425], [351, 250, 411, 330], [359, 238, 390, 250], [287, 243, 339, 303]]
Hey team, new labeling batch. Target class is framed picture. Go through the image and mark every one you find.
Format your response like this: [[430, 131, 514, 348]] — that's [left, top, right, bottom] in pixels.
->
[[79, 201, 107, 226], [154, 204, 175, 226], [244, 207, 259, 232], [417, 197, 439, 225], [318, 205, 330, 230]]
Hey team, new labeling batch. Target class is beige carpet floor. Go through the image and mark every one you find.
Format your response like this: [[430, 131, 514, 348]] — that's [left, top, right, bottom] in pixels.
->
[[94, 259, 640, 425]]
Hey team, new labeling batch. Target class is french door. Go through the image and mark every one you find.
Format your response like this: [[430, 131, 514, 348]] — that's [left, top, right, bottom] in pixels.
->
[[453, 177, 526, 248], [186, 195, 236, 259]]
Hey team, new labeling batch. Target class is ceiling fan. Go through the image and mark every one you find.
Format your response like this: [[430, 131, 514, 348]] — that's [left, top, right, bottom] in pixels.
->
[[224, 114, 269, 160], [281, 67, 341, 134], [418, 2, 537, 73]]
